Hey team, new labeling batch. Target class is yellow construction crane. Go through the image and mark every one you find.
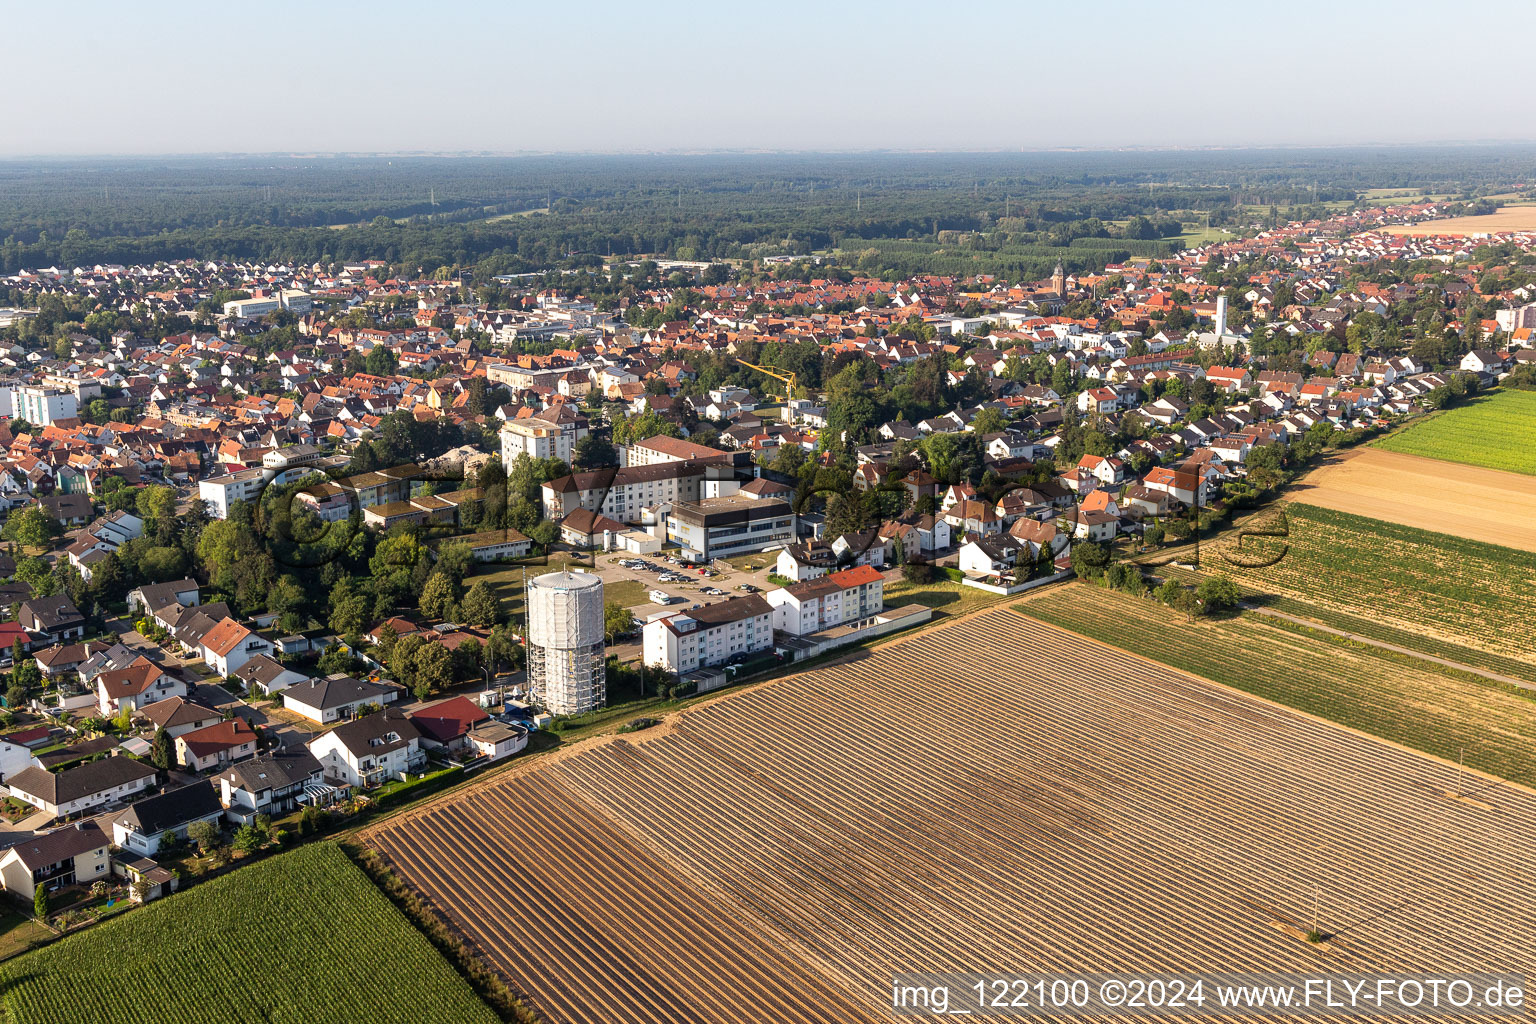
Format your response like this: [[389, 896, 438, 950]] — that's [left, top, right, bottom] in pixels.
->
[[735, 359, 798, 421]]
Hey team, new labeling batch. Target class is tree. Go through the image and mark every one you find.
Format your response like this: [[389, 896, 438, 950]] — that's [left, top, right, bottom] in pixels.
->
[[150, 727, 173, 771], [33, 883, 48, 921], [461, 581, 501, 628], [529, 520, 559, 549], [434, 541, 474, 587], [134, 485, 178, 529], [1070, 541, 1110, 580], [604, 601, 635, 642], [1144, 524, 1165, 549], [412, 641, 453, 701], [571, 434, 618, 471], [2, 506, 52, 550], [969, 407, 1007, 436], [231, 825, 263, 854], [1171, 587, 1201, 623], [327, 578, 371, 640], [1195, 574, 1242, 615], [419, 571, 459, 622], [187, 819, 222, 853]]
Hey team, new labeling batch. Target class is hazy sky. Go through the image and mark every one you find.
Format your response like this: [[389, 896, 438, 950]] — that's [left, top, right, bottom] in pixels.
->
[[7, 0, 1529, 156]]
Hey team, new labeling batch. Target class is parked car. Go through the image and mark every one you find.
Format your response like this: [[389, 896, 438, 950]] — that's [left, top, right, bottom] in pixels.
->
[[737, 583, 760, 592]]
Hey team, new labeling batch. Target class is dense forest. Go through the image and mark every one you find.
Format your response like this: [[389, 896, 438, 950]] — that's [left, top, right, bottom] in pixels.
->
[[2, 147, 1534, 281]]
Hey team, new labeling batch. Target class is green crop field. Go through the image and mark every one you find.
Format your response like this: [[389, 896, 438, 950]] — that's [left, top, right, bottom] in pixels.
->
[[1016, 585, 1536, 784], [0, 843, 500, 1024], [1374, 390, 1536, 475], [1153, 502, 1536, 677]]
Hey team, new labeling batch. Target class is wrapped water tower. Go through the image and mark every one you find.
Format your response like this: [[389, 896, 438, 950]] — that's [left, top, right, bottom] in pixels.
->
[[526, 571, 606, 715]]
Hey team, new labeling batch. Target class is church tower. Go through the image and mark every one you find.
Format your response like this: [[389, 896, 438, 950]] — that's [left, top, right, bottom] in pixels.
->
[[1051, 260, 1066, 297]]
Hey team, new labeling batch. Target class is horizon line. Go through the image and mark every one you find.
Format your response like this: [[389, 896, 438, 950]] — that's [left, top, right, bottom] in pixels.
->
[[4, 140, 1536, 162]]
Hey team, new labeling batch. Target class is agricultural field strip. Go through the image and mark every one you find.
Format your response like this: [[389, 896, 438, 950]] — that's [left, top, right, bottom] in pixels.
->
[[1374, 392, 1536, 477], [1019, 588, 1536, 784], [370, 777, 870, 1024], [1142, 559, 1536, 687], [666, 620, 1529, 976], [0, 843, 499, 1024], [366, 611, 1535, 1024], [1216, 503, 1536, 666]]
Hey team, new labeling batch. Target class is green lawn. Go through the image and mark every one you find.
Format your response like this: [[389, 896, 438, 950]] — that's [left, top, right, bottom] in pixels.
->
[[882, 577, 1009, 620], [0, 911, 51, 960], [0, 843, 501, 1024], [469, 552, 591, 624], [605, 578, 647, 608], [1374, 390, 1536, 475]]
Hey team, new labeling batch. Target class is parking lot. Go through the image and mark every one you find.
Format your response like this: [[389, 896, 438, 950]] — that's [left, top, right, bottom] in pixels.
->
[[580, 551, 780, 623]]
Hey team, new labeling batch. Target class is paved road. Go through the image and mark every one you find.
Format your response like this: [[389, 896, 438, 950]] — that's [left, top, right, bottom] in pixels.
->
[[1240, 603, 1536, 692]]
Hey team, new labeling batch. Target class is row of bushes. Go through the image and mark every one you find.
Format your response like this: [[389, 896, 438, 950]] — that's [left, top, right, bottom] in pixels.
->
[[346, 844, 540, 1024]]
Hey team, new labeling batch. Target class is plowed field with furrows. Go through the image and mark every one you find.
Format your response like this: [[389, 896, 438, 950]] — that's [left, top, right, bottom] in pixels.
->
[[363, 609, 1536, 1024]]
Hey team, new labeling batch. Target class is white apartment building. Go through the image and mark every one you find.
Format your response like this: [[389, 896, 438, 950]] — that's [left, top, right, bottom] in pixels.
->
[[644, 594, 774, 675], [625, 434, 732, 467], [198, 468, 267, 519], [11, 386, 78, 426], [222, 290, 312, 318], [501, 417, 574, 465], [765, 565, 885, 636], [542, 459, 728, 522], [666, 493, 795, 562]]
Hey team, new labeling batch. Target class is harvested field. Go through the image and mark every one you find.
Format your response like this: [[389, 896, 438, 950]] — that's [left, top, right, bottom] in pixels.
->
[[363, 609, 1536, 1024], [1287, 447, 1536, 552], [1381, 206, 1536, 235], [1375, 391, 1536, 476]]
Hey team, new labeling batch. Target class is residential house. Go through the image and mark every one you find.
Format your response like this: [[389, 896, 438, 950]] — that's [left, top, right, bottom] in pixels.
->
[[199, 618, 274, 677], [232, 654, 308, 696], [110, 781, 224, 857], [282, 675, 403, 724], [774, 542, 839, 582], [16, 596, 86, 643], [1143, 466, 1206, 507], [467, 721, 528, 761], [0, 822, 111, 894], [127, 578, 199, 618], [407, 696, 490, 754], [308, 710, 425, 788], [174, 719, 258, 772], [139, 697, 222, 739], [216, 750, 326, 826], [7, 756, 157, 819], [96, 657, 186, 717], [958, 536, 1026, 576]]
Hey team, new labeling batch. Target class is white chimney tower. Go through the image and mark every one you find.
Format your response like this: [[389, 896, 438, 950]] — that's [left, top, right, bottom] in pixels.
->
[[1215, 295, 1228, 338]]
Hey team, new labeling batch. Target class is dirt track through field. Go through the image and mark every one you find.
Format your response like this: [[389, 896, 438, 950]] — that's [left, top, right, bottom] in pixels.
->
[[362, 610, 1536, 1024], [1287, 448, 1536, 551]]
